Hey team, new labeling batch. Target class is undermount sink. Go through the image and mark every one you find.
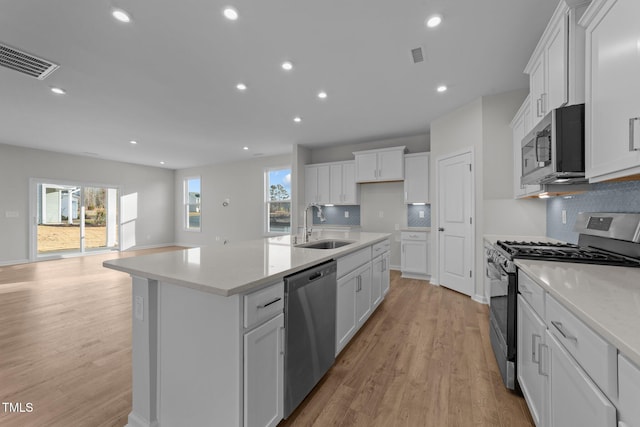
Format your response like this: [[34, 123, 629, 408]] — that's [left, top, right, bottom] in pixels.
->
[[295, 239, 354, 249]]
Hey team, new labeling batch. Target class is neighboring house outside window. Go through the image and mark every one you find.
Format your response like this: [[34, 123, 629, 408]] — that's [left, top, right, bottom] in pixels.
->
[[185, 177, 201, 231], [266, 167, 291, 235]]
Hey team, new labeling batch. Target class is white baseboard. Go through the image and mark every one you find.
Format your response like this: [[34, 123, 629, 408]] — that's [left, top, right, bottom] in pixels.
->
[[401, 272, 431, 281], [126, 412, 158, 427], [472, 294, 489, 305], [0, 258, 29, 267]]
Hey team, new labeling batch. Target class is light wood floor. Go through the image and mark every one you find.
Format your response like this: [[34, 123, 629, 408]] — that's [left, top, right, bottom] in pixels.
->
[[0, 251, 533, 427]]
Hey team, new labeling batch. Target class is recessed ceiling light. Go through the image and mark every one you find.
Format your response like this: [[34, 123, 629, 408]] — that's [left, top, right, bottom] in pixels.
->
[[160, 161, 165, 165], [281, 61, 293, 71], [317, 91, 327, 99], [130, 140, 137, 145], [112, 8, 132, 23], [236, 83, 247, 91], [437, 85, 448, 93], [243, 146, 249, 150], [426, 15, 442, 28], [223, 7, 239, 20], [50, 87, 66, 95], [293, 116, 302, 123]]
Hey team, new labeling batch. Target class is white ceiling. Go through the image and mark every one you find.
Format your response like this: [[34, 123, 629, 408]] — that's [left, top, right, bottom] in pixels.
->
[[0, 0, 558, 170]]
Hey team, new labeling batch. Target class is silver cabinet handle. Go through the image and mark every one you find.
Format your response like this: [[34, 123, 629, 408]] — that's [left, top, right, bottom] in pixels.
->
[[537, 98, 543, 117], [551, 320, 578, 342], [538, 343, 549, 376], [279, 326, 285, 355], [630, 118, 640, 151], [257, 297, 282, 309], [540, 93, 546, 116], [532, 334, 541, 363]]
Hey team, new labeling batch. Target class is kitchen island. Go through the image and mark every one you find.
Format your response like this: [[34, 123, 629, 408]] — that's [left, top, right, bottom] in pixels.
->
[[103, 230, 390, 427]]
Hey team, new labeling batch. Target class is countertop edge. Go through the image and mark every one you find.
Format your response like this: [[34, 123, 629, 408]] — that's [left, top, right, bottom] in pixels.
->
[[515, 260, 640, 368], [103, 234, 391, 297]]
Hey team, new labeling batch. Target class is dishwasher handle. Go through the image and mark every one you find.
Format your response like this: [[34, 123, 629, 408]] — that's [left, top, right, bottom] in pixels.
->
[[308, 271, 323, 281]]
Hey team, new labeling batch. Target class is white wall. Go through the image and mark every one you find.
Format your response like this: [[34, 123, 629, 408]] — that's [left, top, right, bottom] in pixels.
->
[[310, 134, 429, 164], [430, 90, 546, 302], [174, 154, 292, 247], [292, 145, 311, 232], [0, 143, 175, 265], [359, 182, 405, 268]]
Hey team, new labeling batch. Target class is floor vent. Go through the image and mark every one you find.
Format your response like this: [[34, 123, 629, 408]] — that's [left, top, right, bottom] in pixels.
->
[[0, 43, 59, 80], [411, 47, 424, 64]]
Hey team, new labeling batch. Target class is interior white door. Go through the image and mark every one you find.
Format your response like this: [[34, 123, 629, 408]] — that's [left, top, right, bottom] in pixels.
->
[[437, 152, 474, 296]]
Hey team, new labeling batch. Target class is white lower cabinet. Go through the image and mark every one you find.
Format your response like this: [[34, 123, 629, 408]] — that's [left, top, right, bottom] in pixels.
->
[[401, 231, 429, 279], [382, 251, 390, 296], [354, 262, 372, 328], [244, 313, 284, 427], [517, 295, 547, 427], [545, 330, 616, 427], [619, 355, 640, 427], [371, 255, 383, 310]]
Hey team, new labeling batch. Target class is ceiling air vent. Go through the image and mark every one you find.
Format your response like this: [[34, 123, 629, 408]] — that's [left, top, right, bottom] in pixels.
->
[[411, 47, 424, 64], [0, 43, 59, 80]]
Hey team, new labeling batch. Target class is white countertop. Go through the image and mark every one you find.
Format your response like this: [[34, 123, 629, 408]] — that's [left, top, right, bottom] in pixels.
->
[[516, 259, 640, 367], [104, 231, 390, 297], [401, 227, 431, 232]]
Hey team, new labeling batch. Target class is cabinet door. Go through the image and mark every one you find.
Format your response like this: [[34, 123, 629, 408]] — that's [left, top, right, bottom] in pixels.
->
[[355, 152, 378, 182], [336, 271, 357, 355], [546, 14, 568, 112], [244, 313, 284, 427], [586, 0, 640, 181], [517, 296, 547, 427], [404, 154, 429, 203], [378, 150, 404, 181], [530, 54, 546, 127], [382, 252, 390, 296], [545, 331, 616, 427], [329, 163, 344, 204], [401, 241, 427, 274], [304, 166, 318, 204], [371, 256, 383, 309], [513, 102, 543, 199], [316, 165, 331, 205], [341, 162, 358, 204], [619, 354, 640, 427], [355, 263, 372, 327]]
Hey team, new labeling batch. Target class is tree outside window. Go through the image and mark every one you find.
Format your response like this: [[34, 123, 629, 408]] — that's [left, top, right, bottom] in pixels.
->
[[266, 168, 291, 234]]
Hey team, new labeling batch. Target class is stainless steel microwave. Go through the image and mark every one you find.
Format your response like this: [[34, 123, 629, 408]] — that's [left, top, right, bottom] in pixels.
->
[[521, 104, 585, 185]]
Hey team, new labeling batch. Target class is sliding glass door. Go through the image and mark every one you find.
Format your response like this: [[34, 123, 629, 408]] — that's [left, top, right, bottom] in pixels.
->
[[34, 181, 119, 257]]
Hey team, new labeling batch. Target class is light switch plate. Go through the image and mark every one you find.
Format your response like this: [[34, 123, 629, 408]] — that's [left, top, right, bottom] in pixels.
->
[[344, 211, 349, 218], [419, 211, 425, 218], [562, 210, 567, 224]]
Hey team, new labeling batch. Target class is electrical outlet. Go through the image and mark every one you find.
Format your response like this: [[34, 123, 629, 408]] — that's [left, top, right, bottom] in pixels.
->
[[134, 296, 144, 321], [344, 211, 349, 218], [5, 211, 19, 218], [317, 210, 321, 218], [562, 210, 567, 224], [378, 211, 384, 218], [419, 211, 425, 218], [394, 224, 400, 230]]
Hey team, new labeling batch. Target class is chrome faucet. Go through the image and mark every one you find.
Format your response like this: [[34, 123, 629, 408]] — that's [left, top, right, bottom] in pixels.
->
[[303, 203, 325, 242]]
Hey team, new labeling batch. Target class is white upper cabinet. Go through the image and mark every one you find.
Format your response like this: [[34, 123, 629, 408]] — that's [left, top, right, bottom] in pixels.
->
[[581, 0, 640, 182], [354, 146, 405, 183], [305, 164, 330, 205], [404, 153, 430, 204], [329, 161, 359, 205], [525, 1, 587, 128], [511, 97, 543, 198]]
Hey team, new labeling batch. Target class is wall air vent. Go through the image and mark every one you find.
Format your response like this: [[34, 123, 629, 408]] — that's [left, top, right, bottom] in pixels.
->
[[411, 47, 424, 64], [0, 43, 59, 80]]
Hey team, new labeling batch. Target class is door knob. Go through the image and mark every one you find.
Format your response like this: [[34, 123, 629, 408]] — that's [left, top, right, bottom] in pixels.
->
[[438, 227, 445, 232]]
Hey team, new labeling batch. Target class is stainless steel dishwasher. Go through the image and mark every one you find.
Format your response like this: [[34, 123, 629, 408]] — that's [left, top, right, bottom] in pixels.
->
[[283, 259, 337, 418]]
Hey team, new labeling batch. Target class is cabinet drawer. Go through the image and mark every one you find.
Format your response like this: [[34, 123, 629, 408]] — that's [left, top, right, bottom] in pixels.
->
[[244, 281, 284, 329], [619, 354, 640, 427], [401, 231, 427, 241], [546, 294, 617, 399], [372, 239, 390, 257], [337, 247, 372, 279], [518, 270, 545, 318]]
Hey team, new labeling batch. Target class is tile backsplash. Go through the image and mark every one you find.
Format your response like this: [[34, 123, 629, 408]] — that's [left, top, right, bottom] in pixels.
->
[[407, 204, 431, 227], [547, 180, 640, 243], [312, 205, 361, 226]]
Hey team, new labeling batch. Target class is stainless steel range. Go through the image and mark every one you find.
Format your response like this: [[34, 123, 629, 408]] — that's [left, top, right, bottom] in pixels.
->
[[487, 212, 640, 391]]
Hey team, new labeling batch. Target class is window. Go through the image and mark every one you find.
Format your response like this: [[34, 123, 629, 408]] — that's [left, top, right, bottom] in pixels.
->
[[265, 167, 291, 234], [184, 177, 201, 231]]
